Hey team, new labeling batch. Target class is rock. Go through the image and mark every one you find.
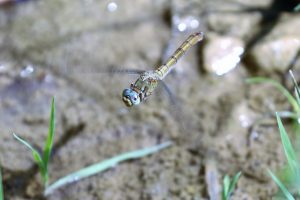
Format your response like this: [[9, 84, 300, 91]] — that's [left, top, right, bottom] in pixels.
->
[[203, 34, 245, 75], [248, 36, 300, 73], [207, 12, 262, 39], [247, 14, 300, 73]]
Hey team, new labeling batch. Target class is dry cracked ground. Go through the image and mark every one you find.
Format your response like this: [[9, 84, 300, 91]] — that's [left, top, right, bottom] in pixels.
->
[[0, 0, 300, 199]]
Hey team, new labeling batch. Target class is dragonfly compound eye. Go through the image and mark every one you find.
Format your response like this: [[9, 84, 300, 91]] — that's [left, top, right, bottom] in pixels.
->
[[122, 88, 141, 107]]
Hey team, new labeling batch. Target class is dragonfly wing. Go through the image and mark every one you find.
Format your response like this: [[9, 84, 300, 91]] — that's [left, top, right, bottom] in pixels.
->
[[159, 80, 177, 105], [105, 67, 145, 75], [68, 65, 145, 76]]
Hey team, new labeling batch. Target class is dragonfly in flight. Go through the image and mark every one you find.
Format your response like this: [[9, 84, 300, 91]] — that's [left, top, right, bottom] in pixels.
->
[[122, 32, 204, 107]]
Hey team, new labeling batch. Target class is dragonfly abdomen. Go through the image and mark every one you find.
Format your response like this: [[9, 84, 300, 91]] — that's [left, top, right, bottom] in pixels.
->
[[155, 32, 204, 79]]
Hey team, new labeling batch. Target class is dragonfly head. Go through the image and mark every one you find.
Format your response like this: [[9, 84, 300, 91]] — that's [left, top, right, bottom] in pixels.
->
[[122, 88, 141, 107]]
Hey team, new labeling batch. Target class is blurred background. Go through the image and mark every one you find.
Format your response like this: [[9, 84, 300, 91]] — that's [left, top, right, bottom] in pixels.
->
[[0, 0, 300, 199]]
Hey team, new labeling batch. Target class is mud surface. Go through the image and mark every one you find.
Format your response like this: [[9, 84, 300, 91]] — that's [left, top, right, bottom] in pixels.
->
[[0, 0, 300, 199]]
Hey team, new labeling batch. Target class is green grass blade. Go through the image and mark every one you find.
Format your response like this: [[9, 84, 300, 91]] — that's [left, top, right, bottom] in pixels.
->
[[277, 111, 299, 120], [294, 3, 300, 11], [246, 77, 300, 114], [276, 113, 299, 177], [0, 166, 3, 200], [294, 88, 300, 112], [43, 98, 55, 175], [289, 70, 300, 109], [222, 172, 241, 200], [222, 175, 230, 200], [268, 169, 295, 200], [13, 133, 46, 179], [44, 141, 173, 195], [228, 172, 241, 197]]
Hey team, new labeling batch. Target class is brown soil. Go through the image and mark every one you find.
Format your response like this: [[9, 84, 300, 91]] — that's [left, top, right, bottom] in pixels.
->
[[0, 0, 299, 199]]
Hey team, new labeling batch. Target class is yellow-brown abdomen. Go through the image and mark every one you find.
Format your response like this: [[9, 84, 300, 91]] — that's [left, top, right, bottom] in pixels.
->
[[155, 32, 204, 79]]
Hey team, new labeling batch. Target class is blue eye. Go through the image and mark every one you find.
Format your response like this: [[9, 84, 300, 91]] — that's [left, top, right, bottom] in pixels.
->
[[122, 89, 140, 107]]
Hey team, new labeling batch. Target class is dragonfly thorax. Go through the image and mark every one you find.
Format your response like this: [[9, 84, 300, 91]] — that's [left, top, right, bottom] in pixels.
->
[[122, 75, 159, 107]]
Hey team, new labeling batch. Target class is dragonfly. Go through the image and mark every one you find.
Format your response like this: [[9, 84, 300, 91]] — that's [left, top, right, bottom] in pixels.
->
[[122, 32, 204, 107]]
